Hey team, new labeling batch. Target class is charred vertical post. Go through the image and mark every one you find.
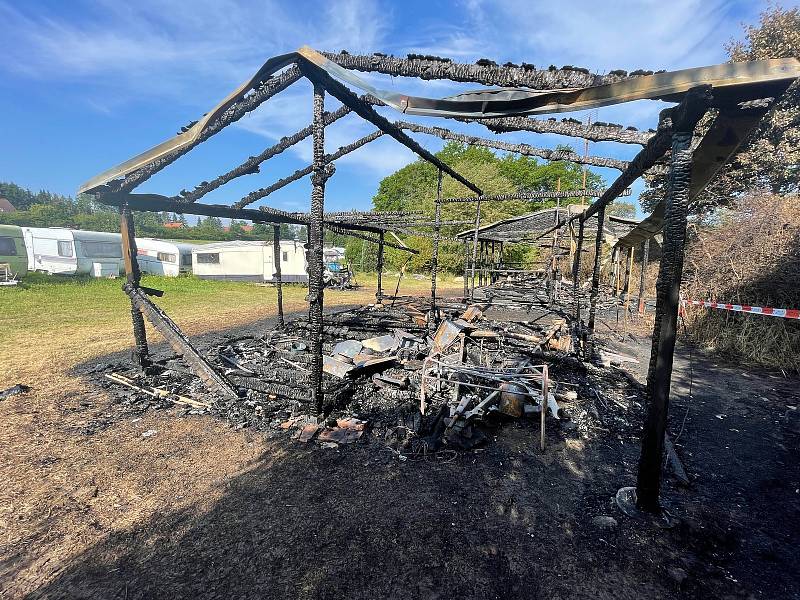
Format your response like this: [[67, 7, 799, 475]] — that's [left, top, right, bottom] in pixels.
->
[[635, 86, 712, 513], [638, 238, 650, 315], [623, 246, 634, 299], [430, 168, 443, 323], [309, 84, 327, 414], [586, 205, 606, 356], [572, 217, 586, 323], [375, 231, 385, 305], [469, 199, 482, 300], [462, 240, 469, 299], [119, 204, 149, 370], [272, 224, 284, 327]]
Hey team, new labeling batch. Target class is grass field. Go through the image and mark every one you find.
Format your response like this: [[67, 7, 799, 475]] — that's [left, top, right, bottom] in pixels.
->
[[0, 272, 461, 389]]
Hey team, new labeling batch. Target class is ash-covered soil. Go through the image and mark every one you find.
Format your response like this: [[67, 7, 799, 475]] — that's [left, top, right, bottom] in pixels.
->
[[3, 310, 799, 599]]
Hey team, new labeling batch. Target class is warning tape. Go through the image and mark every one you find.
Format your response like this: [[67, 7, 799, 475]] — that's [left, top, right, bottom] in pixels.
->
[[682, 298, 800, 320]]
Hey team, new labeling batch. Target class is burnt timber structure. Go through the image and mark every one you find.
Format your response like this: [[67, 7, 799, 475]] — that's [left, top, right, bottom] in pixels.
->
[[80, 47, 800, 516]]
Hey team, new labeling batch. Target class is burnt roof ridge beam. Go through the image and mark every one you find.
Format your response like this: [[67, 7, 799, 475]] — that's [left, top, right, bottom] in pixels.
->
[[324, 51, 638, 89], [234, 129, 385, 208], [396, 120, 629, 170], [297, 58, 483, 196]]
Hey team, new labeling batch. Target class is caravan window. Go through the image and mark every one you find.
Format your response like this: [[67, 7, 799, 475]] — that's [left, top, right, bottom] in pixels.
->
[[82, 241, 121, 258], [282, 251, 288, 262], [57, 241, 74, 257], [157, 252, 177, 263], [0, 237, 17, 256], [196, 253, 220, 264], [181, 253, 192, 266]]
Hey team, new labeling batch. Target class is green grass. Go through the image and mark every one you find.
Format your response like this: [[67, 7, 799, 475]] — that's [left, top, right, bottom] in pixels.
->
[[0, 272, 461, 385]]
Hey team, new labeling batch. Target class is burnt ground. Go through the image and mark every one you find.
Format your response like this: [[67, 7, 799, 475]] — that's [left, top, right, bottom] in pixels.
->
[[2, 313, 799, 599]]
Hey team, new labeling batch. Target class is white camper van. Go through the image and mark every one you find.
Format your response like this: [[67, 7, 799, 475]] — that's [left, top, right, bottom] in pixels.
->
[[135, 238, 195, 276], [21, 228, 124, 277], [192, 240, 307, 282]]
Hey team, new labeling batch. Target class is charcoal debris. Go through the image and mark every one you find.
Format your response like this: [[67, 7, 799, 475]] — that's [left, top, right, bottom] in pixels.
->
[[98, 280, 645, 455]]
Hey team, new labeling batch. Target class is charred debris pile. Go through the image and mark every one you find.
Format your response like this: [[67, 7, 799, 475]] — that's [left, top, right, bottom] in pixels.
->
[[98, 284, 644, 455]]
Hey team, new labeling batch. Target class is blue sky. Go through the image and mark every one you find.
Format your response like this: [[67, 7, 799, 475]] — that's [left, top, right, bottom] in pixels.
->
[[0, 0, 779, 218]]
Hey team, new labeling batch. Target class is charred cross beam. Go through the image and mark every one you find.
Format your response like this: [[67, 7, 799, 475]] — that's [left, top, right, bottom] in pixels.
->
[[123, 284, 238, 399], [325, 225, 420, 253], [468, 115, 654, 145], [397, 121, 630, 171], [441, 187, 632, 204], [235, 130, 385, 208], [298, 58, 483, 196], [177, 103, 354, 203], [324, 51, 637, 90]]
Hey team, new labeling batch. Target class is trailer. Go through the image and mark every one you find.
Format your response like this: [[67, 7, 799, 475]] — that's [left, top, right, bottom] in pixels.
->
[[0, 225, 28, 284], [192, 240, 307, 282], [21, 227, 124, 277], [135, 238, 196, 276]]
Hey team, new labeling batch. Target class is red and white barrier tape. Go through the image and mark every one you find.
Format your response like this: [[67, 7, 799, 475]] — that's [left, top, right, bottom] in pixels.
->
[[682, 298, 800, 320]]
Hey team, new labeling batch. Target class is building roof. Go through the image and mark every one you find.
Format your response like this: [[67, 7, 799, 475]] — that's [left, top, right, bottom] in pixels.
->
[[0, 197, 16, 213]]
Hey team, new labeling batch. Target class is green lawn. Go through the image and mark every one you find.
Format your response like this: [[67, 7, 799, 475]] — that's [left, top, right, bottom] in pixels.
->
[[0, 272, 461, 387]]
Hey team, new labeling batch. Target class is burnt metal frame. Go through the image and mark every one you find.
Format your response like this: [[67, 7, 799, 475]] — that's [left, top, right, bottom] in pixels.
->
[[81, 48, 799, 516]]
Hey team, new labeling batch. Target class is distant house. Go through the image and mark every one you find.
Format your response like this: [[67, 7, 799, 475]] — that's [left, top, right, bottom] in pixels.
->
[[0, 197, 16, 213], [222, 224, 254, 233], [163, 222, 185, 229]]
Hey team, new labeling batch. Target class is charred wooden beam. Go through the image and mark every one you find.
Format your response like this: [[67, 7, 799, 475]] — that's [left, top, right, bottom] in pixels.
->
[[273, 225, 284, 327], [234, 130, 384, 208], [635, 87, 712, 514], [469, 115, 654, 145], [309, 83, 327, 414], [178, 103, 353, 203], [440, 187, 631, 204], [324, 51, 635, 89], [586, 205, 606, 355], [123, 284, 238, 399], [376, 230, 385, 305], [431, 169, 443, 321], [397, 121, 629, 171], [638, 238, 650, 315], [119, 205, 149, 370], [298, 58, 483, 196], [99, 192, 308, 225], [325, 225, 419, 253], [572, 217, 586, 323]]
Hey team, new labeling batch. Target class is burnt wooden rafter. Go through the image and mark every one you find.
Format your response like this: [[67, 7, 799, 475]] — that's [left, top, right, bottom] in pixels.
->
[[468, 115, 654, 145], [397, 121, 630, 170]]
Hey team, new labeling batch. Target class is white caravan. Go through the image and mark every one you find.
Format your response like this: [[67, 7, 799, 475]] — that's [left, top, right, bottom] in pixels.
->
[[192, 240, 307, 282], [21, 227, 124, 277], [135, 238, 195, 276]]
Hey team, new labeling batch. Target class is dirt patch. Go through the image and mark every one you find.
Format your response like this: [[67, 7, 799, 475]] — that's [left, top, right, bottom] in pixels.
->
[[1, 321, 799, 599]]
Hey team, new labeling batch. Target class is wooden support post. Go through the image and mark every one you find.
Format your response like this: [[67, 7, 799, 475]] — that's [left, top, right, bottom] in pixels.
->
[[624, 246, 634, 298], [309, 83, 327, 414], [572, 217, 585, 323], [586, 205, 606, 356], [469, 198, 482, 301], [430, 169, 442, 322], [272, 225, 284, 327], [462, 240, 469, 299], [376, 230, 385, 305], [635, 92, 710, 513], [638, 238, 650, 315], [119, 204, 149, 370]]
